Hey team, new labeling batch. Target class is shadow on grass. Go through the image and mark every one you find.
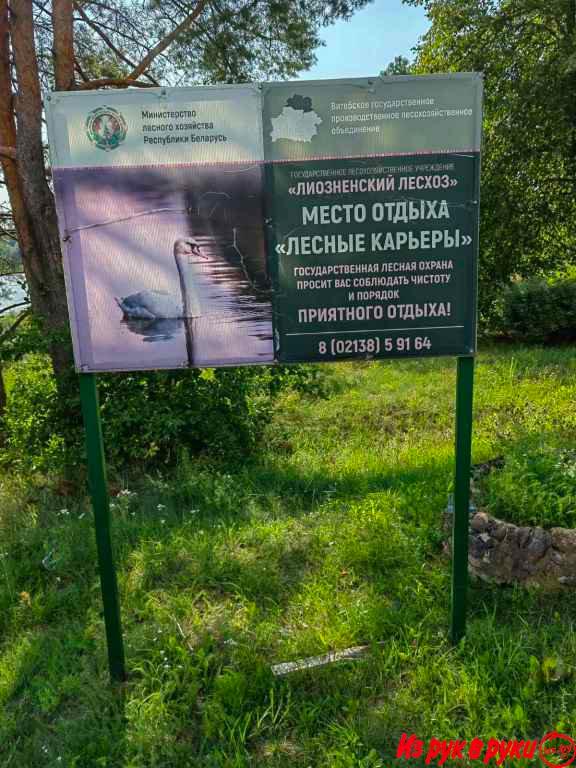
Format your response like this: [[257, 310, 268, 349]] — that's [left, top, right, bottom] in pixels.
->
[[4, 445, 576, 766], [0, 612, 128, 766]]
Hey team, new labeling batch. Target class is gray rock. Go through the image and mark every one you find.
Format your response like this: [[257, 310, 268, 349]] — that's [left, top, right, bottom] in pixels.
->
[[471, 512, 490, 532], [517, 527, 532, 548], [455, 511, 576, 589], [551, 528, 576, 553], [492, 524, 508, 541], [525, 528, 550, 560]]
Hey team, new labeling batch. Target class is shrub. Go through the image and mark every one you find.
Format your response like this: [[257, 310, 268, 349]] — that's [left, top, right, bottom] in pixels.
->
[[499, 278, 576, 343], [0, 355, 325, 474], [1, 354, 68, 472], [480, 435, 576, 529]]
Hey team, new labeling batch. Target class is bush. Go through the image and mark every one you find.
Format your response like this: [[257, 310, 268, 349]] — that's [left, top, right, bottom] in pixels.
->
[[498, 278, 576, 343], [480, 435, 576, 529], [1, 354, 67, 472], [0, 355, 325, 474]]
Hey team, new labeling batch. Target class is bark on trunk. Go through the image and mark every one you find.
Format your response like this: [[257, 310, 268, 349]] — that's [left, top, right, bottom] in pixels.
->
[[52, 0, 75, 90], [8, 0, 73, 380]]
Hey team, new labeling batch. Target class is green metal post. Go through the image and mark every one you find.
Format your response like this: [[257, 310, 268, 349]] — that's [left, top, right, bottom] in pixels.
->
[[450, 355, 475, 644], [79, 373, 126, 682]]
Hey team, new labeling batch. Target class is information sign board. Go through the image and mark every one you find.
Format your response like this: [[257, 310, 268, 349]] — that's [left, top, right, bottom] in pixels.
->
[[46, 74, 482, 371]]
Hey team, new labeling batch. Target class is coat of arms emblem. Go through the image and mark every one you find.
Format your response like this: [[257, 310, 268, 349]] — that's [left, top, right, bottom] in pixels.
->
[[85, 106, 127, 151]]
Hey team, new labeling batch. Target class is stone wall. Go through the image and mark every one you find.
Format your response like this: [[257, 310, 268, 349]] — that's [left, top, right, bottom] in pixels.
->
[[443, 459, 576, 588], [468, 511, 576, 588]]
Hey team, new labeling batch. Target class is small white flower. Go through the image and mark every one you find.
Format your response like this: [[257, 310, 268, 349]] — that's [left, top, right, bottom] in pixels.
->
[[157, 504, 166, 511], [161, 519, 166, 525]]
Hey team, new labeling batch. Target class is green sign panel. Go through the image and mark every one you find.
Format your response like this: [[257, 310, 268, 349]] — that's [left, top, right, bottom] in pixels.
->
[[263, 74, 482, 363]]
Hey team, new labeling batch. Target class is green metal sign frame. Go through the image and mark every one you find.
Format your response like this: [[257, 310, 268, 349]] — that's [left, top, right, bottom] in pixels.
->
[[79, 373, 126, 681], [451, 356, 475, 644]]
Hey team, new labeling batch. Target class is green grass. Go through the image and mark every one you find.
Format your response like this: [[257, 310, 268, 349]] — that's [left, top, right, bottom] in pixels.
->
[[1, 346, 576, 767]]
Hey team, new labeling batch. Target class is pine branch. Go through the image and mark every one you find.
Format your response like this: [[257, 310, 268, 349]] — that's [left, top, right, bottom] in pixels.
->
[[128, 0, 209, 81], [75, 77, 157, 89], [73, 3, 159, 86]]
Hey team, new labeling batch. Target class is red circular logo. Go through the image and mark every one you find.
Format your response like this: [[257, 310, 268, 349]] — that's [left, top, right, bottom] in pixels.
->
[[539, 733, 576, 768]]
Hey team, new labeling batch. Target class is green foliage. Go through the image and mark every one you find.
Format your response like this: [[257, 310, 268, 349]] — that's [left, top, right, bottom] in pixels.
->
[[405, 0, 576, 324], [1, 348, 576, 766], [381, 55, 411, 76], [34, 0, 373, 89], [497, 278, 576, 342], [167, 0, 372, 83], [0, 239, 20, 275], [0, 353, 326, 473], [95, 364, 322, 466], [480, 435, 576, 529], [0, 313, 45, 363], [1, 354, 67, 473]]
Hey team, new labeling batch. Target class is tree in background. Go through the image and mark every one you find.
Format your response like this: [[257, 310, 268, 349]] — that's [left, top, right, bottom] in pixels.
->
[[404, 0, 576, 323], [381, 54, 411, 75], [0, 0, 371, 383]]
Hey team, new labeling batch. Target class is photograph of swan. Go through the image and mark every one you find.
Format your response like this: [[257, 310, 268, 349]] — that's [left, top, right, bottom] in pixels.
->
[[55, 162, 273, 371], [115, 291, 181, 321], [115, 238, 207, 320]]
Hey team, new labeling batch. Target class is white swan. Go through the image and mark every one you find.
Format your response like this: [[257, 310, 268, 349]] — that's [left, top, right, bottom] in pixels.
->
[[173, 237, 209, 318], [115, 290, 181, 320], [116, 238, 208, 320]]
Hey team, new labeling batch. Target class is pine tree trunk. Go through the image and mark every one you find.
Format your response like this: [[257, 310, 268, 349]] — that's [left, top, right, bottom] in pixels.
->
[[2, 0, 74, 382]]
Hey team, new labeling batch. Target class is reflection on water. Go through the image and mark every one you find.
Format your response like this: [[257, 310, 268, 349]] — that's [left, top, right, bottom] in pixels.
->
[[120, 231, 273, 366], [122, 317, 183, 342]]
